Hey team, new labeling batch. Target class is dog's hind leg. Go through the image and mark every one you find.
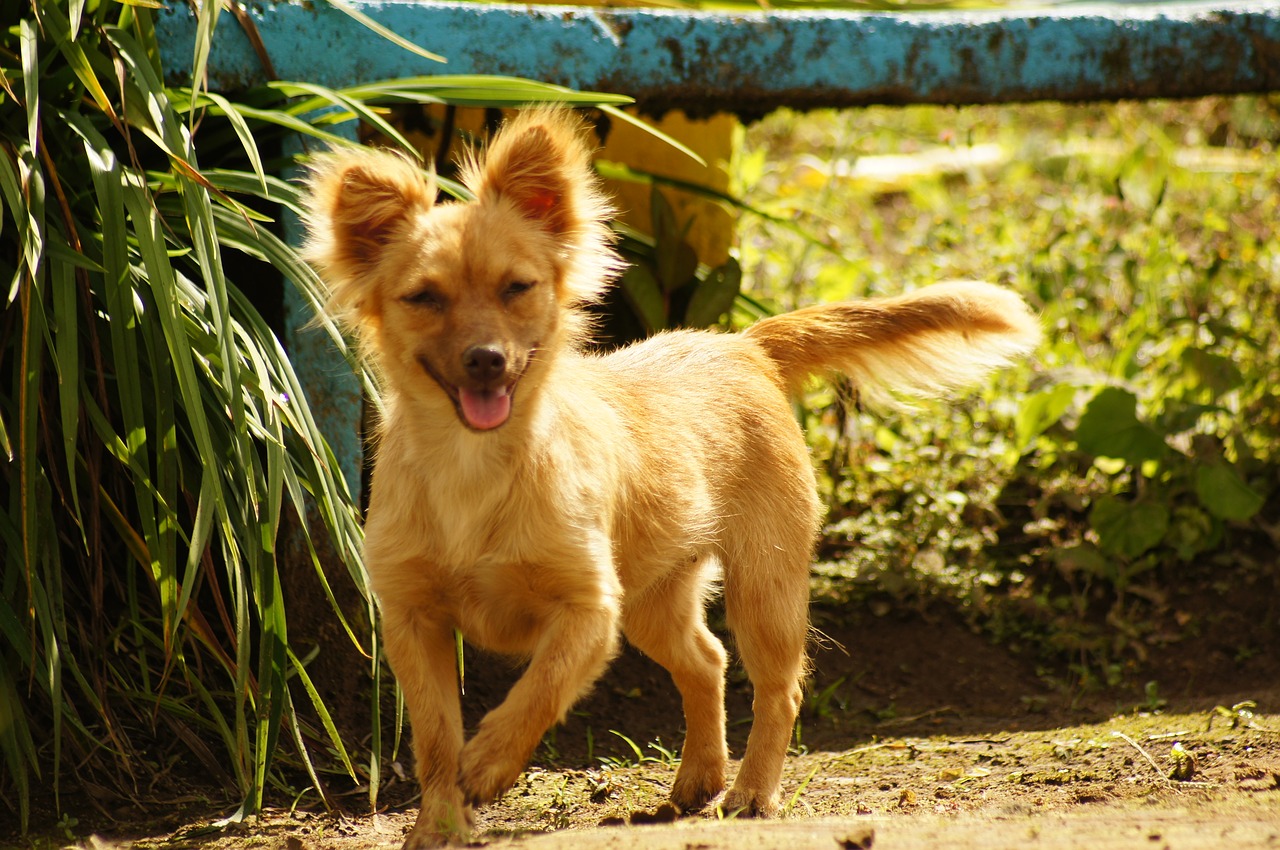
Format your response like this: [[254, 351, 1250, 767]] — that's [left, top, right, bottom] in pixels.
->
[[622, 561, 729, 812], [720, 533, 813, 817]]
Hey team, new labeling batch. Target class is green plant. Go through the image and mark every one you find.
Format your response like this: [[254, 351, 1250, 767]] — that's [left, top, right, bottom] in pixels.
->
[[1208, 700, 1262, 731], [598, 731, 678, 769], [737, 99, 1279, 685], [1021, 369, 1267, 572], [1167, 741, 1196, 781], [595, 185, 744, 346], [1138, 681, 1167, 714], [611, 185, 747, 343], [807, 675, 849, 719], [3, 0, 367, 827], [587, 156, 836, 345], [0, 0, 637, 831], [55, 813, 78, 842]]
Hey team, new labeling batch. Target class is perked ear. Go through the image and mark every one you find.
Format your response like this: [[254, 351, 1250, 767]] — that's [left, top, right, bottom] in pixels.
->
[[460, 107, 623, 306], [463, 107, 600, 236], [302, 147, 435, 315]]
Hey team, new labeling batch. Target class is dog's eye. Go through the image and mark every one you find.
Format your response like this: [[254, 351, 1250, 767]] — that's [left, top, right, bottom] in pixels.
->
[[502, 280, 536, 302], [403, 288, 446, 310]]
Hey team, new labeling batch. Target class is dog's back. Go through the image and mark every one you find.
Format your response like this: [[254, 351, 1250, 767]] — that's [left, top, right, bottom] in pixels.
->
[[586, 329, 822, 594], [584, 276, 1040, 600]]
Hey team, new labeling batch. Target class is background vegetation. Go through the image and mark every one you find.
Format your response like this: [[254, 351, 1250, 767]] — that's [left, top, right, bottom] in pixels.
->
[[734, 97, 1278, 689]]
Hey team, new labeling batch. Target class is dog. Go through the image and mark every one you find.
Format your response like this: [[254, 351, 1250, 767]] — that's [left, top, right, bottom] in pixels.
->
[[302, 107, 1040, 848]]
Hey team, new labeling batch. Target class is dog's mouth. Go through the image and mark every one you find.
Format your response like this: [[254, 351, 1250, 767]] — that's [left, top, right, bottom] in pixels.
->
[[457, 385, 514, 431], [417, 349, 535, 432]]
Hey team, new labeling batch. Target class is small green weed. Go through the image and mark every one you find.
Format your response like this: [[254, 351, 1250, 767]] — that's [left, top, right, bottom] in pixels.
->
[[1208, 700, 1265, 731], [594, 184, 744, 346], [598, 731, 679, 769], [808, 676, 850, 719]]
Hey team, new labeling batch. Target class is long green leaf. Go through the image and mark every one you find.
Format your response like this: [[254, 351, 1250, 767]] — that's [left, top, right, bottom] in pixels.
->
[[199, 169, 307, 216], [41, 9, 119, 122], [20, 19, 39, 154], [75, 123, 168, 638], [281, 687, 331, 808], [15, 151, 45, 635], [283, 75, 633, 110], [201, 91, 269, 192], [322, 0, 447, 64], [285, 651, 358, 781], [599, 104, 704, 166], [69, 0, 86, 40], [198, 98, 367, 151], [0, 654, 36, 833], [209, 204, 378, 404], [49, 249, 83, 531], [30, 507, 65, 803], [1, 146, 43, 285], [190, 0, 222, 124], [268, 80, 419, 156]]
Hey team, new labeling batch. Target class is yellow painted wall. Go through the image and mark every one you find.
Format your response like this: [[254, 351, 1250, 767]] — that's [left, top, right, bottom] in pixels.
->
[[366, 106, 738, 269], [599, 109, 738, 268]]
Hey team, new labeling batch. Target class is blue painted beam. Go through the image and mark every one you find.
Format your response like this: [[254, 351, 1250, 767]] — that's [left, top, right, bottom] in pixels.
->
[[156, 1, 1280, 115]]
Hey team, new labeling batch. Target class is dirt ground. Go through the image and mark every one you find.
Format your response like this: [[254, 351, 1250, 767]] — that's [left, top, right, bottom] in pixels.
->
[[33, 594, 1279, 850]]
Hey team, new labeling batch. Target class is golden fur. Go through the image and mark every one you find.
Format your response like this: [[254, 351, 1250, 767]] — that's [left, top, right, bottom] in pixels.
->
[[302, 107, 1041, 848]]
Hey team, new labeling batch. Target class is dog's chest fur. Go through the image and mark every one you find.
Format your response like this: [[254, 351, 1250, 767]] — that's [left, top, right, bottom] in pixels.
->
[[363, 408, 624, 652]]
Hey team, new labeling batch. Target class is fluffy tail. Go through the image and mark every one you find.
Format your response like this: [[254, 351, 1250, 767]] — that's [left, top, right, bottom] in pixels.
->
[[744, 281, 1040, 402]]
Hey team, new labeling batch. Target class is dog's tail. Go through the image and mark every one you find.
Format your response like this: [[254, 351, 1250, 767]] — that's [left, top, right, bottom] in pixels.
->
[[744, 281, 1040, 402]]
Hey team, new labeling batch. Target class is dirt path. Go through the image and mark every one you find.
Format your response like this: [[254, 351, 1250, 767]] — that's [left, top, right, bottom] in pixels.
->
[[480, 808, 1279, 850], [151, 704, 1280, 850], [50, 607, 1280, 850]]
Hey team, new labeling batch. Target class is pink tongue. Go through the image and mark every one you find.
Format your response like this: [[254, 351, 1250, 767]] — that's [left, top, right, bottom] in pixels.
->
[[459, 387, 512, 430]]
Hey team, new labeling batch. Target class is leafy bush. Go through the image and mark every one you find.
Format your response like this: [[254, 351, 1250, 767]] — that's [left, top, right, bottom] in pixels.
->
[[601, 185, 744, 346], [737, 99, 1279, 683]]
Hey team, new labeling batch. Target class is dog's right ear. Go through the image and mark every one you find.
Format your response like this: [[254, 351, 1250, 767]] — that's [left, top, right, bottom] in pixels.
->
[[302, 147, 435, 317], [461, 107, 622, 306]]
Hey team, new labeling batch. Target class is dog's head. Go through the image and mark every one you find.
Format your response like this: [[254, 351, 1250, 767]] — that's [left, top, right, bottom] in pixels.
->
[[302, 108, 620, 431]]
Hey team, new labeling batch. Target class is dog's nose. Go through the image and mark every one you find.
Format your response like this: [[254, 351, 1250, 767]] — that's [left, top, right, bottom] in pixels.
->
[[462, 344, 507, 383]]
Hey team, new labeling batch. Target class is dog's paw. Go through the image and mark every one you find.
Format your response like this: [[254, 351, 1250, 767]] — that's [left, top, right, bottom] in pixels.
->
[[721, 785, 780, 819], [401, 829, 448, 850], [458, 731, 527, 807], [670, 763, 725, 813], [403, 796, 472, 848]]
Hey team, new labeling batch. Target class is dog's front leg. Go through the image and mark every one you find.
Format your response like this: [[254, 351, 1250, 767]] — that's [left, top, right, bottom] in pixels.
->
[[458, 593, 620, 806], [381, 601, 470, 849]]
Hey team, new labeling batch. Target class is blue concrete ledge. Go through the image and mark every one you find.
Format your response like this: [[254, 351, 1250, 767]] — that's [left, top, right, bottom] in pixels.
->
[[156, 1, 1280, 115]]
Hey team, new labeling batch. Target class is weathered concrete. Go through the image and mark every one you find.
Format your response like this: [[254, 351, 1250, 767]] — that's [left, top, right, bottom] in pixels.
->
[[156, 1, 1280, 116]]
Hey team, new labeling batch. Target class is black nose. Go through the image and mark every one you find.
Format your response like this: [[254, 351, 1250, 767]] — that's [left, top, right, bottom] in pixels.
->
[[462, 344, 507, 383]]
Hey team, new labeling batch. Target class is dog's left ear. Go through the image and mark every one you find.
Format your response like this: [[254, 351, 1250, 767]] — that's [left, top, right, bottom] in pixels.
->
[[467, 108, 595, 236]]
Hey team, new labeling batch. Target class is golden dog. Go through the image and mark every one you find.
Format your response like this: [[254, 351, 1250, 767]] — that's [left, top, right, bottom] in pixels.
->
[[303, 107, 1039, 848]]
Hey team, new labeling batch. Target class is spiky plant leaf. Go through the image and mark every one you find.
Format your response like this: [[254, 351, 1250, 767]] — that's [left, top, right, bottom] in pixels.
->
[[1, 0, 642, 831]]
